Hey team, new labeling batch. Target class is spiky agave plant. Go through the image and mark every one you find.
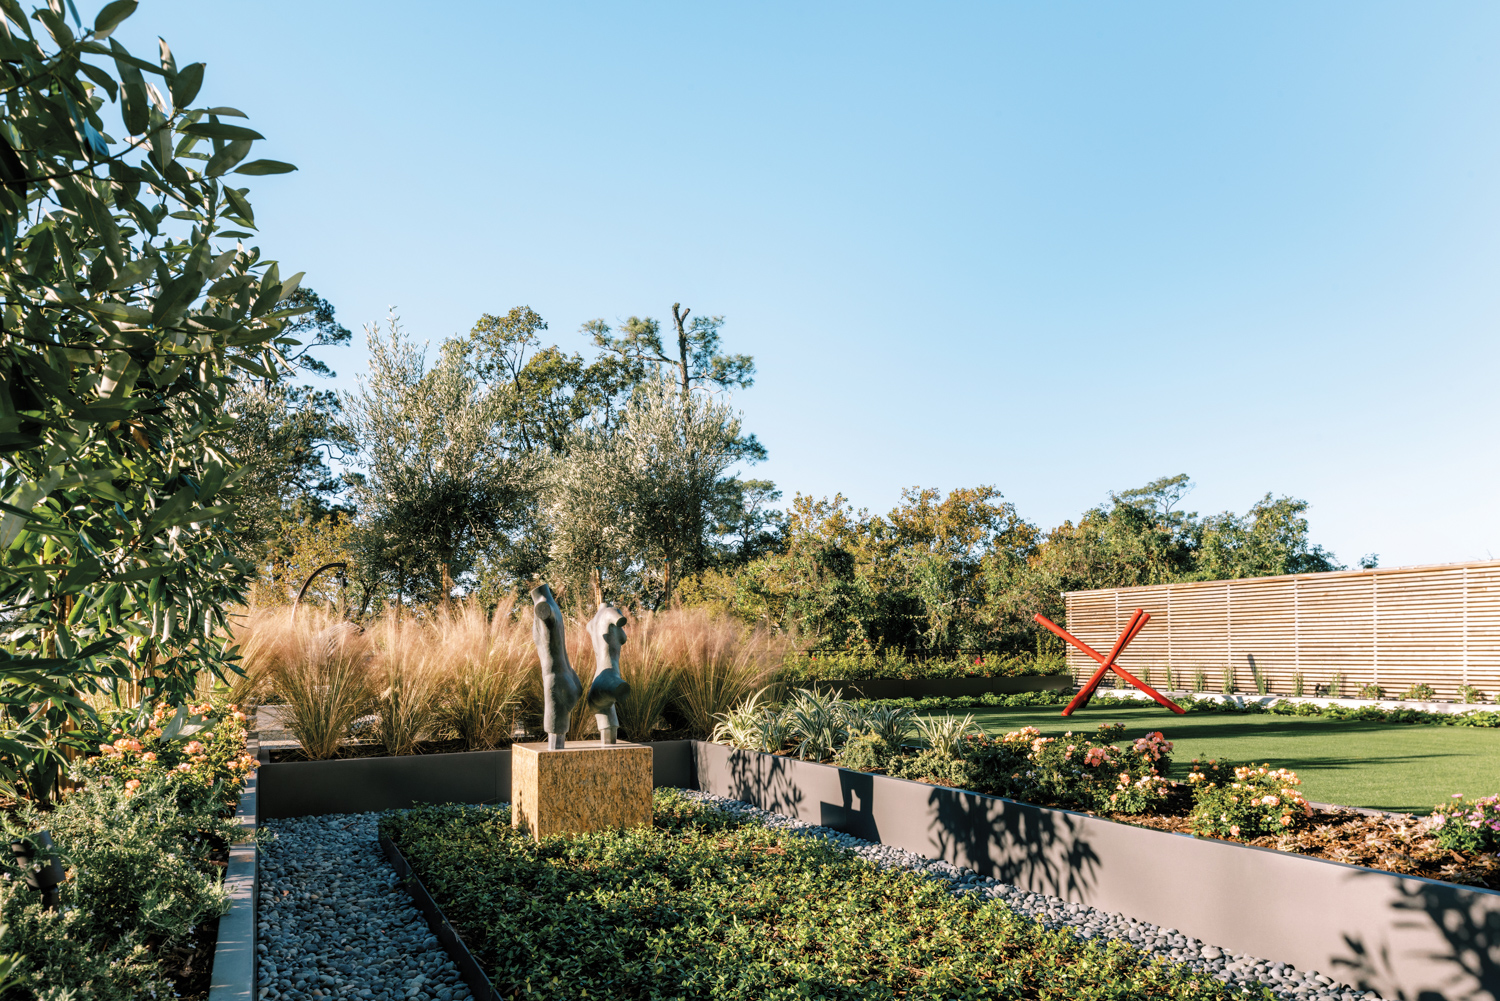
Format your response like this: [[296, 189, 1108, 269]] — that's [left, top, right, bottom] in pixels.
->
[[710, 688, 792, 752], [783, 687, 849, 762], [841, 701, 915, 751], [913, 713, 981, 758]]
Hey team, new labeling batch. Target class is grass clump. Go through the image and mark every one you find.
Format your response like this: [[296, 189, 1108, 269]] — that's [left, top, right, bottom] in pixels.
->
[[381, 792, 1264, 1001]]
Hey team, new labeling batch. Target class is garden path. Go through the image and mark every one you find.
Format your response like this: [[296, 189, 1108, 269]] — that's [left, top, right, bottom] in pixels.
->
[[258, 812, 473, 1001]]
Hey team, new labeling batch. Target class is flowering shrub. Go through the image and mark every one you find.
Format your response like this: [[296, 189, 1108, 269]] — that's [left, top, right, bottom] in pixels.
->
[[1429, 795, 1500, 854], [928, 723, 1174, 815], [79, 700, 256, 813], [1190, 764, 1312, 839]]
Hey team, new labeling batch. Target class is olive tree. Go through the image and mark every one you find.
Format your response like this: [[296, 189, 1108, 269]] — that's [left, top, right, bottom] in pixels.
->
[[544, 377, 753, 608], [0, 0, 300, 797]]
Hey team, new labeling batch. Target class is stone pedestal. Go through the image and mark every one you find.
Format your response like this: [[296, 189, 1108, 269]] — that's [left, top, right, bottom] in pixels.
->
[[510, 740, 653, 840]]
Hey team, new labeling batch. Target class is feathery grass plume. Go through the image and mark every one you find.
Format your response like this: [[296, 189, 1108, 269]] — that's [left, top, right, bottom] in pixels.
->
[[665, 608, 788, 738], [259, 608, 376, 759], [227, 606, 312, 707], [367, 615, 445, 756], [432, 598, 534, 750], [613, 610, 682, 742]]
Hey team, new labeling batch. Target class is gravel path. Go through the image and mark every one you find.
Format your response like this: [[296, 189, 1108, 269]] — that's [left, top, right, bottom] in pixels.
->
[[257, 812, 472, 1001], [679, 789, 1389, 1001]]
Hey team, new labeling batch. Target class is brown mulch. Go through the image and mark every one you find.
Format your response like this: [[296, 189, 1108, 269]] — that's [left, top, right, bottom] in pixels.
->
[[1103, 808, 1500, 889]]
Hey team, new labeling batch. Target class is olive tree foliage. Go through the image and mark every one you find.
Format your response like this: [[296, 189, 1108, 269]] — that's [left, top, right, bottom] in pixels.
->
[[222, 286, 353, 595], [342, 314, 524, 607], [543, 376, 753, 608], [0, 0, 300, 797]]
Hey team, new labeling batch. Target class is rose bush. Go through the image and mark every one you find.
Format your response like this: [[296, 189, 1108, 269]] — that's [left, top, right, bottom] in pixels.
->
[[1189, 764, 1312, 839], [80, 699, 256, 813]]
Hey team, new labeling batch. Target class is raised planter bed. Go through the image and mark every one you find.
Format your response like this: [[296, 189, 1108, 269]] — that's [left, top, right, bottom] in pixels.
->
[[257, 740, 695, 819], [805, 673, 1072, 699], [208, 737, 259, 1001], [248, 736, 1500, 999], [693, 742, 1500, 1001]]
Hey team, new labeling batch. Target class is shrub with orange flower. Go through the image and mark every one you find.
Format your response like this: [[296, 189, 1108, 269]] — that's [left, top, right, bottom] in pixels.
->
[[78, 699, 255, 812], [1189, 762, 1312, 839]]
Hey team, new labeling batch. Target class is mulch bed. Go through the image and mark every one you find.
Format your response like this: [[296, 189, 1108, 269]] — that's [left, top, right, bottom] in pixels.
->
[[1109, 808, 1500, 889]]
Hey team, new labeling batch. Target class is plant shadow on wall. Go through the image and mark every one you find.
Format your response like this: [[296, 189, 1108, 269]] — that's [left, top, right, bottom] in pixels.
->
[[926, 784, 1101, 902], [1331, 872, 1500, 1000]]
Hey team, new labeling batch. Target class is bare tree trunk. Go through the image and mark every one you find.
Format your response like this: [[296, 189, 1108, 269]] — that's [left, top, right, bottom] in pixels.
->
[[671, 303, 691, 399]]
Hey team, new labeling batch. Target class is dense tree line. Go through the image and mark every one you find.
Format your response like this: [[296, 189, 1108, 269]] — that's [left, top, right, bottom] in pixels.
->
[[235, 297, 1344, 658], [682, 473, 1341, 659]]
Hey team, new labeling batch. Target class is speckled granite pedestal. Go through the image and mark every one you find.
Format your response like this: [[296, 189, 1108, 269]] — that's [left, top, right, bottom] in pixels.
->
[[511, 741, 654, 840]]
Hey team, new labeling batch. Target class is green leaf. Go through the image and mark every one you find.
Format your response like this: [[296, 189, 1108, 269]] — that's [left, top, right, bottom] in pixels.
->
[[81, 299, 153, 324], [203, 106, 247, 118], [77, 60, 118, 100], [91, 0, 135, 38], [205, 138, 252, 177], [221, 186, 254, 227], [180, 122, 264, 142], [233, 159, 296, 176], [111, 566, 174, 582], [169, 61, 204, 108]]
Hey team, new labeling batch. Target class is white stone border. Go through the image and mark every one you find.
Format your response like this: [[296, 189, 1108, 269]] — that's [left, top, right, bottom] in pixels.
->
[[1098, 689, 1495, 716]]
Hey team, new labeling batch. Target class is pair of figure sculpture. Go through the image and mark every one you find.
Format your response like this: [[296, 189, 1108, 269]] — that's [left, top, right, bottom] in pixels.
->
[[530, 583, 630, 749]]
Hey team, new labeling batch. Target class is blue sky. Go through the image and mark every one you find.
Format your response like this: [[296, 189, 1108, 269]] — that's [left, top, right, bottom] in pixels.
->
[[116, 2, 1500, 569]]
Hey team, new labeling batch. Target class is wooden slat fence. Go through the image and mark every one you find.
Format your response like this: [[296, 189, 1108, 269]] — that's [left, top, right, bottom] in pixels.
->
[[1063, 560, 1500, 699]]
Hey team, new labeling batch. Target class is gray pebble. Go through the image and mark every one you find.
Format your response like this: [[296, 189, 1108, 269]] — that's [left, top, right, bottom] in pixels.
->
[[258, 812, 473, 1001]]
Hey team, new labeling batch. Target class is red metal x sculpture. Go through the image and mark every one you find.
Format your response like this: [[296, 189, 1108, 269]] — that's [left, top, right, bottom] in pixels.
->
[[1033, 609, 1184, 716]]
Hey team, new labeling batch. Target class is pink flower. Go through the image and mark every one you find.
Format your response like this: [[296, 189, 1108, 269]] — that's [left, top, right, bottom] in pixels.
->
[[184, 741, 204, 755], [141, 752, 157, 763], [1229, 825, 1240, 836], [176, 763, 192, 773], [124, 779, 141, 791]]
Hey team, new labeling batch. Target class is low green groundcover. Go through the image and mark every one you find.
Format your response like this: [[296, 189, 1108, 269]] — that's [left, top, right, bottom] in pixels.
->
[[381, 792, 1267, 1001]]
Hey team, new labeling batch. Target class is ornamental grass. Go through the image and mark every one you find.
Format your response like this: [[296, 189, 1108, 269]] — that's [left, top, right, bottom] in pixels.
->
[[429, 597, 534, 750]]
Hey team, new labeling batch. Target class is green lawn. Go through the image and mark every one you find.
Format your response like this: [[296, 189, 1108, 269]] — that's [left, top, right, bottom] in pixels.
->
[[932, 704, 1500, 813]]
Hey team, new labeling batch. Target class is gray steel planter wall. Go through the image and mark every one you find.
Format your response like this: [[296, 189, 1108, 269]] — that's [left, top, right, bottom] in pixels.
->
[[808, 674, 1071, 699], [208, 738, 259, 1001], [692, 741, 1500, 1001], [258, 740, 695, 819]]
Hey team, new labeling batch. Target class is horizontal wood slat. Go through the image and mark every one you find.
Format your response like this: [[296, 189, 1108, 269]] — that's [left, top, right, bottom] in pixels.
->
[[1063, 560, 1500, 700]]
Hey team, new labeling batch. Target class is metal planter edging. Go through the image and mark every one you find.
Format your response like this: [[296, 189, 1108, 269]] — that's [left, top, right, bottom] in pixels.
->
[[258, 740, 696, 820], [807, 674, 1072, 700], [208, 737, 259, 1001], [379, 835, 500, 1001], [691, 740, 1500, 1001]]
